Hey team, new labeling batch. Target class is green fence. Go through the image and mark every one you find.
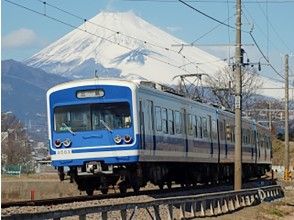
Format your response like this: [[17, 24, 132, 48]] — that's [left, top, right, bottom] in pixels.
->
[[2, 164, 22, 176]]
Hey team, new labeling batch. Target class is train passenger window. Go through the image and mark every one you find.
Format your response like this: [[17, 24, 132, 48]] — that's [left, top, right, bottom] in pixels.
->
[[198, 116, 203, 138], [187, 114, 193, 135], [155, 106, 162, 131], [168, 109, 175, 135], [175, 111, 181, 134], [162, 108, 168, 134], [226, 124, 232, 142], [219, 121, 224, 141], [202, 117, 208, 138], [193, 116, 198, 138], [212, 120, 217, 140]]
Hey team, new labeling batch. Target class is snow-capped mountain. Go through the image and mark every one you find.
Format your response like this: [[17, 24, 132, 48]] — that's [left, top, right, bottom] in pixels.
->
[[25, 11, 226, 82], [26, 11, 284, 99]]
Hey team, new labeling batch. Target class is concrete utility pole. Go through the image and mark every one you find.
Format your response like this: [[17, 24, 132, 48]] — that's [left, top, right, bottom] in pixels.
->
[[284, 54, 290, 180], [234, 0, 242, 190]]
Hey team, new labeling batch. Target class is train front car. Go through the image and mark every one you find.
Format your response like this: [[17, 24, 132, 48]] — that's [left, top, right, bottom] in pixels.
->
[[47, 79, 140, 195]]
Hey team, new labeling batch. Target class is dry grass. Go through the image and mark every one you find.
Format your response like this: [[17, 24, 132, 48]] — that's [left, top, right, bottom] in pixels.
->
[[272, 139, 294, 166]]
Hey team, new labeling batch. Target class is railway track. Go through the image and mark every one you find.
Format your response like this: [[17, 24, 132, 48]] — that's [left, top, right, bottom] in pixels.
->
[[1, 177, 276, 209], [2, 183, 283, 220]]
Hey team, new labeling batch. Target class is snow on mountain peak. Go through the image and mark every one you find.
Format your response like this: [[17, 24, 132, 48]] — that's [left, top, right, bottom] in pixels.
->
[[24, 11, 284, 99], [25, 11, 227, 83]]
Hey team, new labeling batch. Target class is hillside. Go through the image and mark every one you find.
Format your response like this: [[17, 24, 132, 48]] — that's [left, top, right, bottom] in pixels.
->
[[1, 59, 69, 141]]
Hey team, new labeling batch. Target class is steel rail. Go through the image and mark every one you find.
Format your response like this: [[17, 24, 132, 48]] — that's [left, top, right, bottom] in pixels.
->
[[2, 185, 283, 220]]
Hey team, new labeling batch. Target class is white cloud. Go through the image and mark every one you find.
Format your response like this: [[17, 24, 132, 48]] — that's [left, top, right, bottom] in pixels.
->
[[2, 28, 42, 49]]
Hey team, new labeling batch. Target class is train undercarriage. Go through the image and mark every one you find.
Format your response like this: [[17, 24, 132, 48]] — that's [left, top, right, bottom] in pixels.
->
[[57, 162, 271, 196]]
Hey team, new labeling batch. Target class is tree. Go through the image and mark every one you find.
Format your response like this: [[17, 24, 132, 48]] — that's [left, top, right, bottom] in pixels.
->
[[204, 66, 263, 110], [1, 112, 32, 166]]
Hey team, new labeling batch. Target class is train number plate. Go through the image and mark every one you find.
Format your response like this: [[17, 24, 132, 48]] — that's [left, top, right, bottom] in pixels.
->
[[56, 149, 72, 155]]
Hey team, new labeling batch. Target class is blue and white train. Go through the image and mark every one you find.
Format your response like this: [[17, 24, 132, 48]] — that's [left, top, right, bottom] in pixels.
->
[[47, 78, 272, 195]]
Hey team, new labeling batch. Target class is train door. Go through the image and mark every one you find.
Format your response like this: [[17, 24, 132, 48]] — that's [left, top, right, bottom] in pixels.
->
[[144, 100, 155, 154]]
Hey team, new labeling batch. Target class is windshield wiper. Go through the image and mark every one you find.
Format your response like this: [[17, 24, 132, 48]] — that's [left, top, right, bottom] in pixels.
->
[[62, 123, 76, 135], [100, 120, 113, 133]]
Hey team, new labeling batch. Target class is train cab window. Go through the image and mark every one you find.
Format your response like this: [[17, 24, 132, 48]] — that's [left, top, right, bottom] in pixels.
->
[[168, 109, 175, 135], [155, 106, 162, 131], [175, 111, 182, 134], [54, 102, 131, 132], [162, 108, 168, 134]]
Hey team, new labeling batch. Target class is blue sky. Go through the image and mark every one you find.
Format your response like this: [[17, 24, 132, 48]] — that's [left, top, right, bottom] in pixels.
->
[[2, 0, 294, 81]]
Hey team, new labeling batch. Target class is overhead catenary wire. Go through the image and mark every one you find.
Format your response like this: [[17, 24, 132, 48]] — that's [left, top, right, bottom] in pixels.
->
[[190, 14, 235, 45], [122, 0, 294, 3], [255, 0, 292, 52], [178, 0, 244, 31], [249, 31, 285, 79], [179, 0, 285, 80]]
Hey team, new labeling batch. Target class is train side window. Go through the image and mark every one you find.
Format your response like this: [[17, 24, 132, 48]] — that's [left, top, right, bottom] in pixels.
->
[[219, 121, 224, 141], [212, 119, 217, 140], [162, 108, 168, 134], [226, 124, 231, 142], [187, 114, 193, 135], [202, 117, 208, 138], [175, 111, 181, 134], [155, 106, 162, 131], [168, 109, 175, 135], [198, 116, 203, 138], [193, 115, 198, 138]]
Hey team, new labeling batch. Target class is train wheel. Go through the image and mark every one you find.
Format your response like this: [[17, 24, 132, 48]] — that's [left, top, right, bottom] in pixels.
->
[[86, 188, 94, 196], [167, 181, 172, 189], [119, 182, 127, 194], [158, 182, 164, 190], [132, 184, 140, 194], [101, 188, 108, 194]]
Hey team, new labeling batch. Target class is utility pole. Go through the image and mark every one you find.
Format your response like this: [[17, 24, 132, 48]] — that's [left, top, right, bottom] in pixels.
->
[[234, 0, 242, 190], [284, 54, 290, 181]]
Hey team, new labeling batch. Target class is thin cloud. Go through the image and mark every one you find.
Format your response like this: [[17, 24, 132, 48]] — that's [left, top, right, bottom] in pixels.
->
[[2, 28, 44, 49]]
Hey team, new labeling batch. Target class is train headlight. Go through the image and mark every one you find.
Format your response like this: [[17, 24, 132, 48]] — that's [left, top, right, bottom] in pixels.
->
[[124, 135, 132, 144], [63, 138, 72, 147], [114, 135, 122, 144], [54, 139, 62, 148]]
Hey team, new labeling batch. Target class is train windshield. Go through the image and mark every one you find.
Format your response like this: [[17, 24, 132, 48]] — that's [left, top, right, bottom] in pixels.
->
[[54, 102, 131, 132]]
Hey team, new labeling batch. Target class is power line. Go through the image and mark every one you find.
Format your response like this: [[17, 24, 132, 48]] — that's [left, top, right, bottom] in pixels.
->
[[4, 0, 196, 74], [179, 0, 284, 80], [122, 0, 294, 3], [249, 32, 285, 79], [255, 0, 292, 52], [190, 15, 234, 44], [178, 0, 241, 31]]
